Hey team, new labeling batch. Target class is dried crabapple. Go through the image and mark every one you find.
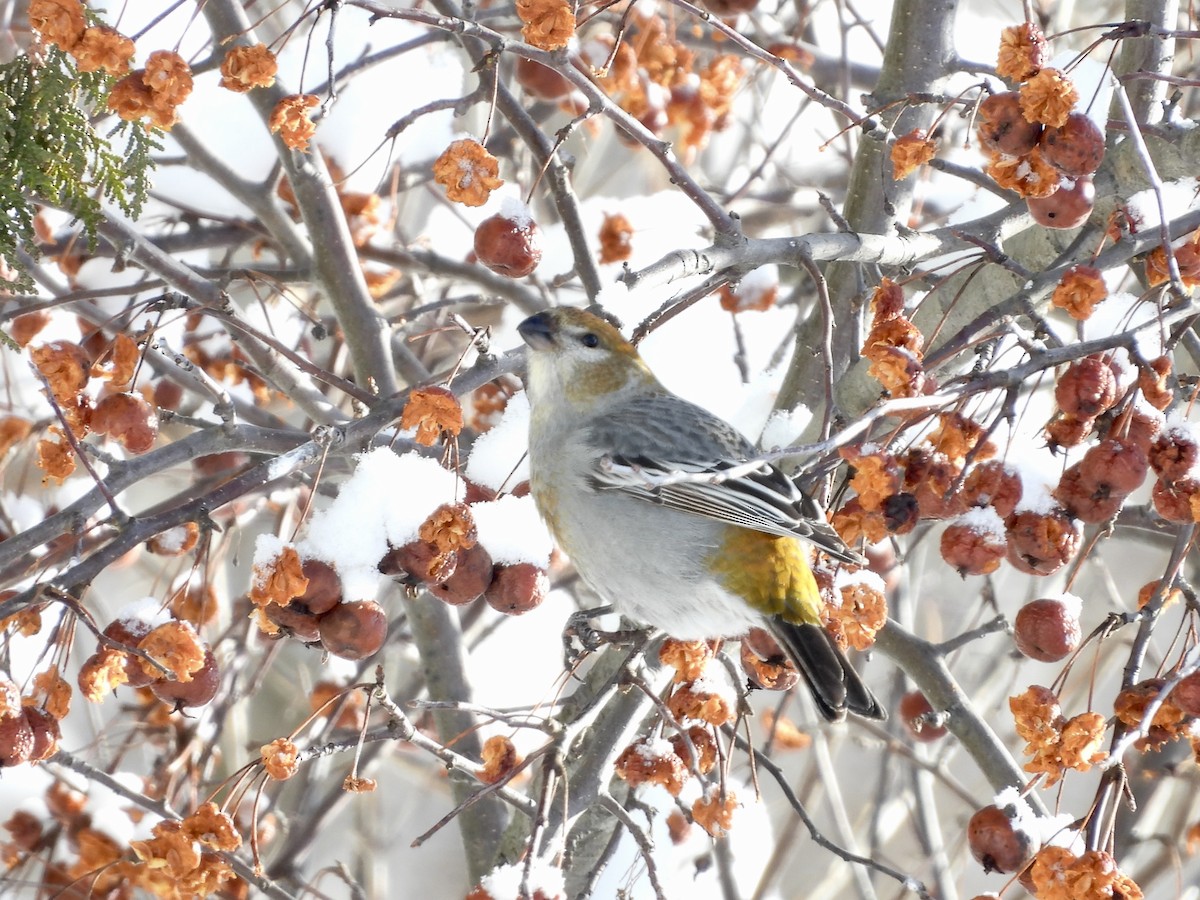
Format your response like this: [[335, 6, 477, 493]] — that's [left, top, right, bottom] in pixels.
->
[[428, 543, 495, 606], [967, 805, 1033, 873], [1054, 464, 1125, 523], [977, 92, 1042, 155], [31, 340, 91, 401], [102, 617, 156, 688], [146, 522, 199, 557], [614, 739, 688, 796], [1005, 508, 1080, 575], [463, 481, 498, 504], [473, 213, 542, 278], [740, 628, 799, 691], [310, 681, 367, 730], [0, 711, 35, 766], [0, 677, 19, 717], [91, 391, 158, 453], [996, 22, 1047, 82], [263, 602, 321, 642], [298, 558, 342, 615], [940, 513, 1007, 576], [151, 377, 183, 410], [1137, 356, 1173, 411], [1055, 356, 1118, 419], [667, 680, 733, 726], [902, 447, 968, 519], [24, 706, 60, 761], [962, 460, 1023, 518], [1136, 579, 1182, 611], [4, 808, 42, 851], [1014, 598, 1081, 662], [514, 57, 572, 101], [864, 542, 901, 595], [1027, 176, 1094, 229], [484, 563, 547, 615], [700, 0, 759, 14], [898, 690, 947, 741], [381, 539, 455, 585], [1149, 428, 1199, 483], [477, 735, 521, 786], [11, 311, 50, 346], [151, 646, 219, 708], [1175, 242, 1200, 281], [1113, 678, 1188, 749], [1170, 671, 1200, 717], [1080, 439, 1148, 494], [1039, 113, 1104, 177], [1122, 405, 1163, 453], [193, 451, 251, 479], [1151, 477, 1199, 523], [668, 726, 718, 774], [659, 638, 714, 682], [882, 491, 919, 534], [319, 600, 388, 660], [1045, 412, 1095, 449]]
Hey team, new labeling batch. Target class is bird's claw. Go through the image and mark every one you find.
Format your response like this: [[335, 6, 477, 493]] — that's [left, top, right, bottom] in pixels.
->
[[562, 606, 648, 669]]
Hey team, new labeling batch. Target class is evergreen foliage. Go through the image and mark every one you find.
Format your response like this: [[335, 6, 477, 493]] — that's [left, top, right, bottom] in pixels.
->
[[0, 47, 157, 291]]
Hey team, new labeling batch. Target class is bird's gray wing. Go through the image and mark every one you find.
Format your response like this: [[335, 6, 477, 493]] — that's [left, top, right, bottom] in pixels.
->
[[585, 395, 865, 565]]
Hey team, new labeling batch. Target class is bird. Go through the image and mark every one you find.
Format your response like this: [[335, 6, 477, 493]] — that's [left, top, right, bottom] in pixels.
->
[[517, 306, 884, 721]]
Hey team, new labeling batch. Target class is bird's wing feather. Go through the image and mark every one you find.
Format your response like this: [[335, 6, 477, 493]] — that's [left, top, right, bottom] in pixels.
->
[[585, 395, 865, 566]]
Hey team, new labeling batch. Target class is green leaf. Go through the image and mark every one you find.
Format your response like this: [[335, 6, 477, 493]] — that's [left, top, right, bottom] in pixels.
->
[[0, 48, 159, 292]]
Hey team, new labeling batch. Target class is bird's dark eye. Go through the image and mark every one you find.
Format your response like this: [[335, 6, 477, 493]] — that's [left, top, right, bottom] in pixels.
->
[[580, 332, 600, 348]]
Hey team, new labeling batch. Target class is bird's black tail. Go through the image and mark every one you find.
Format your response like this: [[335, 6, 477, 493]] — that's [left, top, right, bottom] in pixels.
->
[[768, 620, 886, 722]]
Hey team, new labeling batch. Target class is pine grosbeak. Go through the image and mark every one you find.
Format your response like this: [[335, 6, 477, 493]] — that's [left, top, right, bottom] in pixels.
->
[[518, 307, 883, 721]]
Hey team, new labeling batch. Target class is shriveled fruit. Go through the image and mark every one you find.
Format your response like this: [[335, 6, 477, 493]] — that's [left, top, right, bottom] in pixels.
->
[[428, 543, 494, 606], [1028, 177, 1094, 229], [484, 563, 548, 615], [263, 602, 321, 642], [977, 93, 1042, 155], [967, 805, 1032, 873], [1170, 671, 1200, 716], [898, 690, 947, 741], [91, 392, 158, 453], [1014, 598, 1081, 662], [298, 559, 342, 615], [0, 712, 35, 766], [151, 647, 220, 708], [103, 617, 156, 688], [319, 600, 388, 660], [1055, 356, 1117, 419], [740, 628, 799, 691], [381, 540, 455, 585], [1039, 113, 1104, 177], [474, 213, 541, 278], [700, 0, 760, 14], [514, 57, 572, 101], [24, 707, 61, 761], [1006, 508, 1080, 575]]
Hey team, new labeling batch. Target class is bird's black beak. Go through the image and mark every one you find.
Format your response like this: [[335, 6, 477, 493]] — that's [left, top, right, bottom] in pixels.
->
[[518, 312, 556, 350]]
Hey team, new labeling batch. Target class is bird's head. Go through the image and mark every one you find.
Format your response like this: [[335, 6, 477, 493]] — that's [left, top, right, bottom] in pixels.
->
[[518, 307, 658, 410]]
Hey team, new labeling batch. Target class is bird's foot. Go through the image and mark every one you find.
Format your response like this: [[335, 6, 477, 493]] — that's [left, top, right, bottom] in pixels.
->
[[562, 606, 647, 668]]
